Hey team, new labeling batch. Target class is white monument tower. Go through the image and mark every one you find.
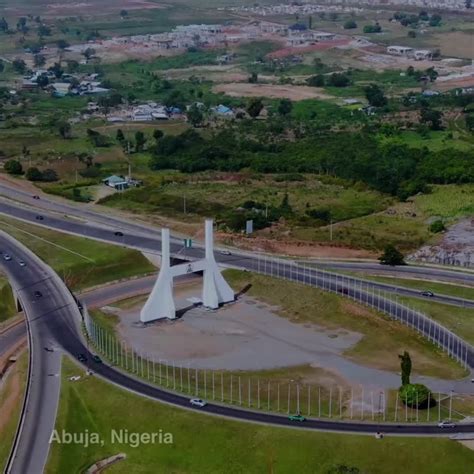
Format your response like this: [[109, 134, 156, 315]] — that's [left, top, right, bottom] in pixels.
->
[[140, 219, 235, 322]]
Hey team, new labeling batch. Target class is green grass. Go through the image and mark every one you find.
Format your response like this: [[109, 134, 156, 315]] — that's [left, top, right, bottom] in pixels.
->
[[46, 356, 474, 474], [398, 296, 474, 346], [379, 130, 473, 152], [348, 273, 474, 302], [0, 277, 17, 322], [0, 350, 28, 472], [225, 270, 466, 380], [0, 217, 155, 290], [99, 172, 392, 224]]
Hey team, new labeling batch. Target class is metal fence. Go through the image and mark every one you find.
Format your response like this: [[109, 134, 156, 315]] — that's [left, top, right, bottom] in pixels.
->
[[248, 253, 473, 370], [83, 307, 464, 423]]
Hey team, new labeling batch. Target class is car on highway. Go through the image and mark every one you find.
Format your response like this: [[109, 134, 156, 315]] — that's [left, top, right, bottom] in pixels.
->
[[92, 355, 102, 364], [18, 260, 26, 267], [34, 290, 43, 298], [77, 353, 87, 363], [220, 250, 232, 256], [190, 398, 207, 408], [437, 420, 456, 428], [32, 195, 40, 200], [36, 215, 44, 220], [3, 254, 12, 261], [421, 291, 434, 297], [44, 347, 54, 352], [288, 414, 306, 422], [114, 231, 124, 237]]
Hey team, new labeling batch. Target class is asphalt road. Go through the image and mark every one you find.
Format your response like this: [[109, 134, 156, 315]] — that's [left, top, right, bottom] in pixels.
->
[[1, 232, 82, 474], [1, 231, 473, 474], [0, 199, 472, 310]]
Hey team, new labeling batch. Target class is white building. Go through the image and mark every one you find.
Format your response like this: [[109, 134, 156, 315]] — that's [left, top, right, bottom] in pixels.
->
[[387, 46, 414, 57], [414, 50, 432, 61]]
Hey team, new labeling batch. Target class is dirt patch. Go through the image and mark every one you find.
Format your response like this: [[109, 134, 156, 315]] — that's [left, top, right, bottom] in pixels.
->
[[409, 218, 474, 268], [268, 39, 352, 59], [220, 234, 377, 259], [213, 82, 334, 101]]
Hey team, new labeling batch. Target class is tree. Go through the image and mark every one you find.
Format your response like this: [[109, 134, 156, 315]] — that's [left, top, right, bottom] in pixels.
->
[[399, 351, 412, 385], [153, 129, 164, 142], [363, 23, 382, 33], [307, 74, 325, 87], [83, 47, 96, 60], [343, 20, 357, 29], [49, 62, 63, 79], [4, 159, 23, 175], [186, 104, 204, 127], [41, 168, 58, 182], [246, 98, 264, 118], [407, 30, 417, 38], [58, 121, 71, 139], [420, 108, 443, 131], [26, 167, 43, 181], [399, 383, 431, 408], [379, 244, 405, 266], [364, 84, 387, 107], [38, 24, 51, 37], [328, 73, 350, 87], [120, 9, 129, 18], [12, 58, 27, 74], [0, 17, 9, 33], [429, 14, 442, 27], [33, 54, 46, 68], [466, 0, 472, 8], [57, 39, 70, 50], [0, 60, 4, 73], [116, 128, 125, 142], [36, 74, 49, 88], [466, 114, 474, 131], [248, 71, 258, 84], [429, 219, 445, 233], [278, 98, 293, 116], [134, 131, 146, 152]]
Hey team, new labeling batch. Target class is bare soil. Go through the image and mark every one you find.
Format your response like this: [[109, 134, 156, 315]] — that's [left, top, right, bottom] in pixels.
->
[[213, 82, 334, 101]]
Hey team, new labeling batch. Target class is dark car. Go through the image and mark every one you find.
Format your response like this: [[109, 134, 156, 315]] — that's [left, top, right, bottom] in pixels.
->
[[77, 353, 87, 363], [36, 215, 44, 221], [33, 195, 40, 200], [421, 291, 434, 297], [114, 231, 124, 237], [92, 355, 102, 364], [34, 290, 43, 298]]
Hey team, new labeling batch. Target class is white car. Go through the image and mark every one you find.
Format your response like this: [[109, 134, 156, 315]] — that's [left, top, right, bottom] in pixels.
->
[[18, 260, 26, 267], [438, 420, 456, 428], [69, 376, 81, 382], [3, 254, 12, 261], [220, 250, 232, 256], [190, 398, 207, 408]]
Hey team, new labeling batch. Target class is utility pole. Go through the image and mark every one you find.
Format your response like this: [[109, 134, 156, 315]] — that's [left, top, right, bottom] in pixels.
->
[[183, 195, 186, 214], [329, 219, 333, 241]]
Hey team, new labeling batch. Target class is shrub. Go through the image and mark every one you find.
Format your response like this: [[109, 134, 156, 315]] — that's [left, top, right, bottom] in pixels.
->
[[429, 219, 445, 233], [399, 383, 433, 408], [4, 159, 23, 175]]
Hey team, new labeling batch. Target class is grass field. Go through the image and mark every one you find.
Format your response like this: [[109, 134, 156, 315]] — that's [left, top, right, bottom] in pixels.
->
[[343, 273, 474, 301], [0, 350, 28, 472], [398, 296, 474, 347], [46, 356, 474, 474], [0, 217, 154, 290], [225, 270, 466, 379]]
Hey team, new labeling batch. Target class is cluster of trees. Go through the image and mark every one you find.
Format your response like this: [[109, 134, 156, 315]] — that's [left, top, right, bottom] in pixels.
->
[[25, 167, 58, 182], [307, 73, 351, 88], [363, 23, 382, 33], [149, 129, 474, 200], [392, 11, 442, 27]]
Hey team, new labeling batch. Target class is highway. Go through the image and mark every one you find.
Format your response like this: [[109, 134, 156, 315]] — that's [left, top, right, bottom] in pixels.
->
[[1, 232, 82, 474], [0, 199, 473, 310], [0, 229, 473, 460]]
